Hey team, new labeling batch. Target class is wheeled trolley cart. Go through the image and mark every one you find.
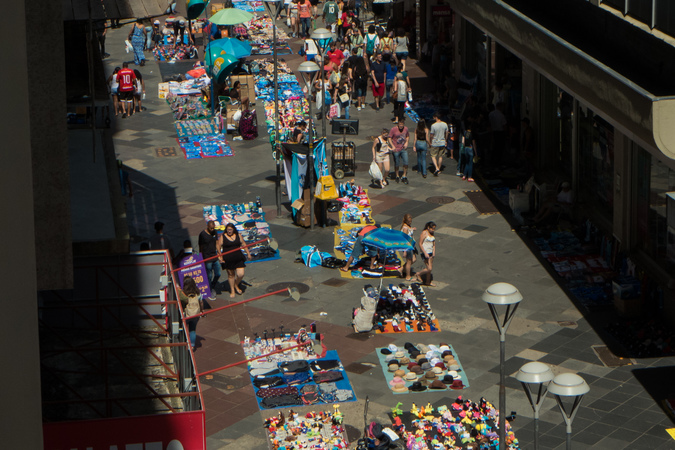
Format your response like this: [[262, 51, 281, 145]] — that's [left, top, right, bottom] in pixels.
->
[[331, 141, 356, 179]]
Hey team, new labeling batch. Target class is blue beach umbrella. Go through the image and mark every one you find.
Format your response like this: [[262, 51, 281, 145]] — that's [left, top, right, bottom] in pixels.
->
[[361, 228, 415, 251], [206, 38, 252, 60]]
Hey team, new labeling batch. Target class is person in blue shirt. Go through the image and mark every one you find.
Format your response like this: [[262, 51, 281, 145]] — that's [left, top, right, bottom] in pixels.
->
[[384, 56, 397, 105]]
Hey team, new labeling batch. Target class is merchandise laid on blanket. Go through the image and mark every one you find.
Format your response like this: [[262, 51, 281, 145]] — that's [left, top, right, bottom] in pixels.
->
[[153, 33, 200, 61], [354, 283, 441, 334], [377, 341, 469, 396], [253, 59, 313, 145], [230, 0, 293, 55], [175, 118, 233, 159], [244, 327, 357, 410], [202, 200, 280, 262], [372, 397, 519, 450], [263, 407, 349, 450]]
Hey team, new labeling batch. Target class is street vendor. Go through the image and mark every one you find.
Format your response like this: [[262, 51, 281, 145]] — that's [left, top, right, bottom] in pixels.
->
[[340, 225, 380, 271]]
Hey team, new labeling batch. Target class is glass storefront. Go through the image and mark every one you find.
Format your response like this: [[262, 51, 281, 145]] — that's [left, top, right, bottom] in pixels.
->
[[635, 147, 675, 271], [578, 107, 614, 222]]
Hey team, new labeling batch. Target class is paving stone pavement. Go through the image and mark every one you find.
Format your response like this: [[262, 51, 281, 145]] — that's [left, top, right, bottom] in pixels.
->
[[101, 19, 675, 450]]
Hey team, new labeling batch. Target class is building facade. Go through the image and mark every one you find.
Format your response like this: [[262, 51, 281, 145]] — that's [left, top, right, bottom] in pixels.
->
[[446, 0, 675, 321]]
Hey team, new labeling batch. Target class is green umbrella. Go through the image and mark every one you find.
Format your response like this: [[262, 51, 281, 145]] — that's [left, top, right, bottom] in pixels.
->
[[210, 8, 254, 25]]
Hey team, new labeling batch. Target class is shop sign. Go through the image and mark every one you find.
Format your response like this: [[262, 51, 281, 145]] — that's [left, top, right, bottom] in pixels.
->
[[432, 6, 452, 17], [43, 411, 205, 450], [178, 253, 212, 299]]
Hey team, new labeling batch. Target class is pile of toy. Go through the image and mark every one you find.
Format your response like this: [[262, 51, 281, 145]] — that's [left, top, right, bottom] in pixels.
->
[[387, 398, 520, 449], [264, 406, 348, 449]]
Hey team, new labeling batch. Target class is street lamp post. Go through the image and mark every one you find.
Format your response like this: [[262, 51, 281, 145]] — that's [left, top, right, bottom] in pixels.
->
[[548, 373, 590, 450], [482, 282, 523, 450], [298, 61, 320, 230], [310, 28, 333, 138], [263, 0, 284, 217], [516, 361, 554, 450]]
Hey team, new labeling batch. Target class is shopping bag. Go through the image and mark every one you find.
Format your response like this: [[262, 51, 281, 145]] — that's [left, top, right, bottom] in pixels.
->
[[315, 175, 339, 200], [369, 161, 383, 181], [328, 103, 340, 119], [124, 40, 132, 53]]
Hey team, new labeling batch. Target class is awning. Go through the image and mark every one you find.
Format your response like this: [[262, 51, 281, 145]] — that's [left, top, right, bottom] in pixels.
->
[[63, 0, 173, 21], [449, 0, 675, 161]]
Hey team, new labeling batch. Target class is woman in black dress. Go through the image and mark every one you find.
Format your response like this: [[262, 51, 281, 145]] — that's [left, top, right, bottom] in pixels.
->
[[219, 223, 250, 297]]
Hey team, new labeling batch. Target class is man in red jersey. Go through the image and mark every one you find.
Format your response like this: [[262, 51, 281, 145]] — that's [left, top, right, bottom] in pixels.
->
[[116, 62, 136, 118]]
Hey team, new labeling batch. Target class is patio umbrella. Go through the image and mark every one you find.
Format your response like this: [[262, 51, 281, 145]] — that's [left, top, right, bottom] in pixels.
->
[[361, 228, 415, 251], [210, 8, 254, 25], [206, 38, 252, 60]]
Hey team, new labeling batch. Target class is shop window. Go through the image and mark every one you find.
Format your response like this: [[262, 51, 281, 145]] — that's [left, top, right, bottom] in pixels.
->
[[578, 108, 614, 220], [635, 147, 675, 271]]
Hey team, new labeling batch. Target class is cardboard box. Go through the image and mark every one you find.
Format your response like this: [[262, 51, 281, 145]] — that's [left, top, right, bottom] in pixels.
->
[[158, 82, 170, 99], [229, 75, 256, 106], [211, 3, 224, 15], [226, 107, 241, 130]]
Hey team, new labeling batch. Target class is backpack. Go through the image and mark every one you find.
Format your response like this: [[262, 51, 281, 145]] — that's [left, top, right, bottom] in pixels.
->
[[239, 110, 258, 140], [366, 35, 375, 55], [185, 293, 201, 317]]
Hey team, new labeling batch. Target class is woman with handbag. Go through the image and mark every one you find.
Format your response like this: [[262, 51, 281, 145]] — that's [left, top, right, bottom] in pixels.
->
[[334, 74, 352, 119], [128, 19, 147, 66], [392, 72, 408, 123], [372, 128, 393, 188]]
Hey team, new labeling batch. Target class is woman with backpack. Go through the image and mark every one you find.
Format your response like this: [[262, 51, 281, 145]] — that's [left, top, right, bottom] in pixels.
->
[[177, 276, 203, 351]]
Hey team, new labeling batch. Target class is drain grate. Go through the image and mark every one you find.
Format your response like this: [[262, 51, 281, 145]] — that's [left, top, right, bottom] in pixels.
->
[[592, 345, 634, 367], [557, 321, 577, 327], [426, 196, 456, 204], [155, 147, 177, 157], [266, 282, 310, 295]]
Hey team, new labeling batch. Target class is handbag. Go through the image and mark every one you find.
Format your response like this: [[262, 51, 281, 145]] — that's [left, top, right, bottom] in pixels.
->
[[339, 93, 350, 103]]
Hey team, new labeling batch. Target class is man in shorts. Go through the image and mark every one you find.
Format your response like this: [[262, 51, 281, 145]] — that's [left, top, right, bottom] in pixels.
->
[[116, 62, 136, 118], [389, 118, 410, 184], [429, 112, 448, 176], [370, 52, 386, 111]]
